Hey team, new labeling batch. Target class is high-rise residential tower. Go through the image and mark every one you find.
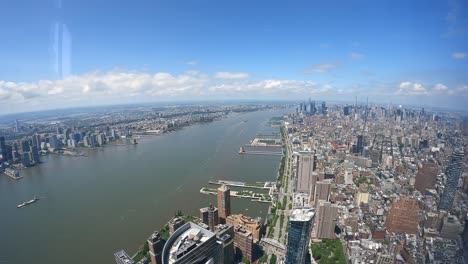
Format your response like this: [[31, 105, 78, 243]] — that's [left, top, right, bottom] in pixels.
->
[[200, 203, 219, 231], [439, 148, 465, 210], [285, 209, 315, 264], [315, 200, 338, 239], [217, 185, 231, 224], [147, 231, 165, 264]]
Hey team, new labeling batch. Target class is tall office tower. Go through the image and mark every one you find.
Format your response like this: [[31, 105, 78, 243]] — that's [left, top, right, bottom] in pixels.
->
[[295, 152, 315, 195], [22, 152, 31, 167], [114, 250, 134, 264], [21, 140, 30, 153], [312, 101, 316, 114], [233, 225, 253, 262], [56, 126, 63, 135], [355, 135, 364, 155], [65, 128, 72, 140], [90, 134, 97, 147], [439, 148, 465, 210], [72, 132, 81, 143], [226, 214, 262, 242], [214, 224, 235, 264], [0, 136, 7, 161], [313, 180, 332, 207], [33, 134, 41, 147], [344, 106, 350, 116], [147, 231, 165, 264], [217, 185, 231, 224], [414, 162, 438, 193], [385, 196, 419, 234], [321, 101, 326, 115], [168, 217, 185, 235], [200, 203, 219, 231], [161, 222, 224, 264], [285, 209, 315, 264], [5, 145, 12, 161], [49, 134, 60, 150], [299, 103, 304, 113], [315, 200, 338, 239], [15, 119, 19, 132], [31, 145, 40, 164], [83, 135, 90, 147]]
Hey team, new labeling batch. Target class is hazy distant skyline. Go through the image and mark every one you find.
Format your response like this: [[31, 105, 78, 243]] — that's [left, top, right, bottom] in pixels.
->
[[0, 0, 467, 113]]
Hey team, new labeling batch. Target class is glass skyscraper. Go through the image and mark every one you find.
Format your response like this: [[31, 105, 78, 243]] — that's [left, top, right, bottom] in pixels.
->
[[285, 209, 315, 264], [439, 148, 464, 210]]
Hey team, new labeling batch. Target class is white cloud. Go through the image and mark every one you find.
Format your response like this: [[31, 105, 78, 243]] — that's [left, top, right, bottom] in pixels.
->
[[397, 82, 428, 95], [304, 63, 337, 74], [214, 72, 250, 79], [186, 61, 198, 65], [452, 52, 466, 59], [350, 52, 364, 59], [434, 83, 448, 91]]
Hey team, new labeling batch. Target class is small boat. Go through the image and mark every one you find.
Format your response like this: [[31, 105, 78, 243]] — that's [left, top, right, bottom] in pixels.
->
[[17, 196, 40, 208]]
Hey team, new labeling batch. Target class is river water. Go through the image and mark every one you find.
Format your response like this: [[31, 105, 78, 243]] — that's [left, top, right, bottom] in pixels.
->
[[0, 108, 287, 264]]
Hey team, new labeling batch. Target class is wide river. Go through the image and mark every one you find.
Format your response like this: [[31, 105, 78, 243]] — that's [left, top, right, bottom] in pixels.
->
[[0, 108, 288, 264]]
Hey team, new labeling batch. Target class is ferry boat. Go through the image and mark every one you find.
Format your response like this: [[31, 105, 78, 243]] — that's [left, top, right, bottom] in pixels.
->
[[17, 197, 40, 208]]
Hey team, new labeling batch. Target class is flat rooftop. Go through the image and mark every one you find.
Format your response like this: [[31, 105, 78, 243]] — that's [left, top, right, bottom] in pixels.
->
[[168, 223, 215, 263], [290, 208, 315, 222]]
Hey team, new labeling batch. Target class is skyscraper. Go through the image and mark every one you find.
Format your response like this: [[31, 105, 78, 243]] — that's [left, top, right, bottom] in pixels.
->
[[315, 200, 338, 239], [356, 135, 364, 155], [168, 217, 185, 235], [285, 209, 315, 264], [31, 145, 40, 164], [217, 185, 231, 224], [385, 196, 419, 234], [439, 148, 465, 210], [295, 152, 316, 195], [15, 119, 19, 132], [214, 224, 235, 264], [0, 136, 7, 161], [414, 162, 438, 193], [21, 140, 30, 153], [233, 225, 253, 262], [161, 222, 224, 264], [22, 152, 31, 167], [147, 231, 165, 264], [33, 134, 41, 147], [312, 180, 332, 207], [200, 203, 219, 231]]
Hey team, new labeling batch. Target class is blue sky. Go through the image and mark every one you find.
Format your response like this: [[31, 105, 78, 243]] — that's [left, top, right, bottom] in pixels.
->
[[0, 0, 467, 113]]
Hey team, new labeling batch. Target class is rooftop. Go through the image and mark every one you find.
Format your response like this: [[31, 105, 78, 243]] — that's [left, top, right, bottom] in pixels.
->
[[290, 208, 315, 222], [167, 222, 215, 263]]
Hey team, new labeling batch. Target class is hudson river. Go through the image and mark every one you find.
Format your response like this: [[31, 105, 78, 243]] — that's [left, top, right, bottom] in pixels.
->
[[0, 108, 287, 264]]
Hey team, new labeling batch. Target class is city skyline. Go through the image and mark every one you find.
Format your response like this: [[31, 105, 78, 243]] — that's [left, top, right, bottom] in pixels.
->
[[1, 0, 467, 114]]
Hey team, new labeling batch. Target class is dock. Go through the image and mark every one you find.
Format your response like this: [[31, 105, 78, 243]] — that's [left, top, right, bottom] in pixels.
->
[[239, 146, 282, 156], [208, 179, 274, 189], [3, 168, 23, 180], [200, 188, 272, 203]]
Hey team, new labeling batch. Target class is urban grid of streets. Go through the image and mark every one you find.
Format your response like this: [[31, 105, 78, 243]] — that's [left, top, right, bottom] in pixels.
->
[[1, 102, 468, 264]]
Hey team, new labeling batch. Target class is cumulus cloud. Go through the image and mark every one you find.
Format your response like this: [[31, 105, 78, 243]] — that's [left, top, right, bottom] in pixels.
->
[[397, 82, 428, 95], [214, 72, 250, 79], [434, 83, 448, 91], [303, 63, 337, 74], [452, 52, 466, 59], [350, 52, 364, 59]]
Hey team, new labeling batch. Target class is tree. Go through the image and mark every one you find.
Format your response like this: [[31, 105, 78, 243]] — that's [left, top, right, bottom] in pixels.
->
[[269, 254, 277, 264]]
